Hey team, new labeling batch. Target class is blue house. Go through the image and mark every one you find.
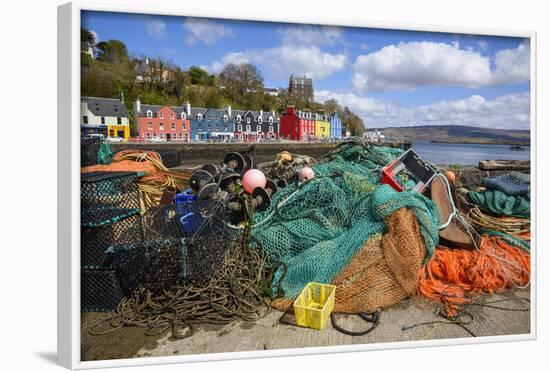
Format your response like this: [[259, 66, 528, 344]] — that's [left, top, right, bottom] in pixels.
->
[[189, 106, 208, 140], [330, 111, 343, 140]]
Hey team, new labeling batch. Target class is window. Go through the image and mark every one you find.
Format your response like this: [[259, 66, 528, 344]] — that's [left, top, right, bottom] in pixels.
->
[[215, 126, 219, 131], [159, 123, 164, 130], [197, 113, 202, 121], [258, 117, 262, 124], [159, 112, 164, 119], [146, 133, 151, 139], [269, 126, 274, 133], [170, 113, 175, 119], [101, 117, 105, 124], [236, 115, 241, 122], [223, 115, 228, 122], [257, 125, 261, 133], [237, 125, 242, 132], [153, 133, 158, 138], [181, 112, 186, 120], [159, 133, 164, 139], [179, 133, 183, 139], [146, 110, 153, 118], [171, 123, 176, 130], [147, 122, 152, 130], [269, 117, 273, 123], [117, 117, 122, 124], [183, 123, 186, 130], [83, 116, 88, 124], [246, 125, 251, 132], [246, 117, 251, 124]]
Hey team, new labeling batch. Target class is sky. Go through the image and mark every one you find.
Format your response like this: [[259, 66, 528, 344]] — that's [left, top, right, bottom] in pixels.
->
[[82, 11, 531, 130]]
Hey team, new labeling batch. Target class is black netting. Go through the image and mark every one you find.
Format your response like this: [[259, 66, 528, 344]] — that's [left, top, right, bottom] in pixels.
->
[[81, 137, 100, 167], [111, 200, 235, 294], [112, 206, 186, 294], [81, 171, 141, 227], [81, 269, 124, 312], [81, 214, 140, 267], [175, 199, 234, 282]]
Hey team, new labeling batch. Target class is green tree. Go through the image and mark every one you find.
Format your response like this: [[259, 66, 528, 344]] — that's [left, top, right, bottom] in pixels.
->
[[189, 66, 210, 85], [96, 40, 129, 65], [81, 28, 96, 44]]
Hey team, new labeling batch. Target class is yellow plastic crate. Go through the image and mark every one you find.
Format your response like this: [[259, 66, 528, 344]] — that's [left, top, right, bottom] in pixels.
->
[[293, 282, 336, 330]]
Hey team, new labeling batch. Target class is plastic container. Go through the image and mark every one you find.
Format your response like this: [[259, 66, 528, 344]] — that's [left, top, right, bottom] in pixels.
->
[[174, 188, 197, 204], [293, 282, 336, 330]]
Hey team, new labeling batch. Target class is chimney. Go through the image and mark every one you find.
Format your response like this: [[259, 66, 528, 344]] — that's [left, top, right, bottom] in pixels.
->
[[120, 91, 124, 103], [135, 98, 141, 113], [260, 109, 263, 118], [226, 105, 231, 116]]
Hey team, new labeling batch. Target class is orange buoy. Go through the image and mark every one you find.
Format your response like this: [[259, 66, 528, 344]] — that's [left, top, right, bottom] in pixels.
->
[[445, 170, 456, 184]]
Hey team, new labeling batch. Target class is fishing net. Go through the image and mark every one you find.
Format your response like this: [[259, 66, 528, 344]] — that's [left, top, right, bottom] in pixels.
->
[[81, 269, 124, 312], [81, 171, 142, 227], [271, 208, 428, 313], [419, 235, 530, 317], [89, 240, 274, 337], [80, 137, 113, 167], [468, 189, 530, 218], [250, 143, 440, 302], [81, 214, 140, 268], [483, 172, 530, 196], [111, 200, 233, 294]]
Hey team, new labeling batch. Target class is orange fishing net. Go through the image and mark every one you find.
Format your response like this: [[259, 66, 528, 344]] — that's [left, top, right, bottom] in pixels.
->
[[418, 235, 530, 317], [271, 207, 427, 313]]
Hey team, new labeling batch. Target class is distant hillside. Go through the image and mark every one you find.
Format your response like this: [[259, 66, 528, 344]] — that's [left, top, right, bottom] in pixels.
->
[[373, 125, 530, 145]]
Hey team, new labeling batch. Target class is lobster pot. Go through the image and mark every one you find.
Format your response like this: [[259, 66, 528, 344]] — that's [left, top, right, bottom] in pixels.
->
[[175, 199, 235, 282], [81, 269, 124, 312], [81, 171, 141, 227], [112, 206, 187, 294], [81, 214, 140, 267], [81, 137, 101, 167]]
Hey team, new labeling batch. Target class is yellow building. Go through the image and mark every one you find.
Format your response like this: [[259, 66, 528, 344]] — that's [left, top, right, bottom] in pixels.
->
[[315, 113, 331, 140]]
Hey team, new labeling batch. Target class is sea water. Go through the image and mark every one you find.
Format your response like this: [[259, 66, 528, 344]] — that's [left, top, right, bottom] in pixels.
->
[[411, 141, 531, 166]]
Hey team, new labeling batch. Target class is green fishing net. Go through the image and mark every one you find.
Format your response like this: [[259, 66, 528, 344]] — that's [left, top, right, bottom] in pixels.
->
[[469, 189, 530, 218], [250, 144, 440, 298]]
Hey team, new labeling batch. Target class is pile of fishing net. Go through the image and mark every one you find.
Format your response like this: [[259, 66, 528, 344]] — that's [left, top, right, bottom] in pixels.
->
[[90, 240, 275, 338], [419, 235, 530, 318], [82, 150, 178, 212], [250, 143, 441, 313]]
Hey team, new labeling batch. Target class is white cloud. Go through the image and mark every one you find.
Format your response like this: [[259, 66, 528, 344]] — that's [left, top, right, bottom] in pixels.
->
[[352, 41, 530, 91], [315, 90, 530, 130], [144, 19, 166, 38], [183, 18, 233, 46], [90, 30, 99, 43], [204, 46, 346, 79], [278, 25, 344, 46]]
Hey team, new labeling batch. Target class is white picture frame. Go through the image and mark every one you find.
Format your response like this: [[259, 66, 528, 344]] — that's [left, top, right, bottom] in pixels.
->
[[58, 1, 537, 369]]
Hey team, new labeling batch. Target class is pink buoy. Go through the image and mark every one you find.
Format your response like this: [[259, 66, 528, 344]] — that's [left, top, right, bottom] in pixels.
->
[[242, 169, 267, 194], [299, 166, 315, 182]]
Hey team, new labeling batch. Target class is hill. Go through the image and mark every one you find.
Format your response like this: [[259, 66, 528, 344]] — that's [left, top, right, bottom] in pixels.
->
[[373, 125, 530, 145]]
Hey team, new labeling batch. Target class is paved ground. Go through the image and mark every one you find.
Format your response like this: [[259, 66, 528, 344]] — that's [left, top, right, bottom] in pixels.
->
[[81, 288, 530, 361]]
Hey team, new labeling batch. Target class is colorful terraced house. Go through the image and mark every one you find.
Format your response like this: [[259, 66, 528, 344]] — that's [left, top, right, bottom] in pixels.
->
[[314, 112, 331, 140], [81, 96, 130, 139], [280, 106, 316, 141], [133, 99, 191, 141], [330, 111, 343, 140]]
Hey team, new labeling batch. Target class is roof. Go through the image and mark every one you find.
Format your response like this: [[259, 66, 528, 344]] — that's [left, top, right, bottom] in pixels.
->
[[136, 103, 204, 118], [82, 97, 127, 118]]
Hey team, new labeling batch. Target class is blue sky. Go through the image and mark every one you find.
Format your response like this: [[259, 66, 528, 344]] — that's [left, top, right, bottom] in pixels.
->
[[82, 11, 531, 129]]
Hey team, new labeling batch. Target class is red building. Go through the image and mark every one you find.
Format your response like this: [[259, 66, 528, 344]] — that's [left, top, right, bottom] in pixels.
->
[[134, 100, 191, 141], [279, 106, 315, 141]]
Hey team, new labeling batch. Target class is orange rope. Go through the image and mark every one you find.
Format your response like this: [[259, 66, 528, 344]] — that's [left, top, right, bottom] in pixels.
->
[[418, 235, 530, 317], [82, 150, 176, 212]]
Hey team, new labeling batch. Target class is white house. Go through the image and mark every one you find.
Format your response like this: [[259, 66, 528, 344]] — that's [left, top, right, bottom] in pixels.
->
[[81, 97, 130, 139]]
